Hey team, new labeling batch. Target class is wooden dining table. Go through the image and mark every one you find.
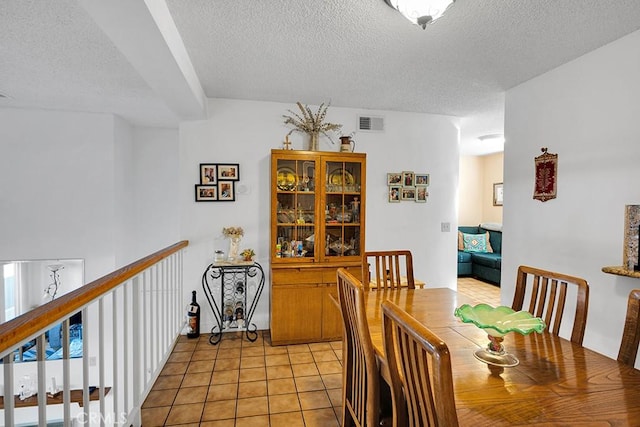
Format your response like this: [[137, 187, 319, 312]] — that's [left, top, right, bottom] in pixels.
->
[[365, 287, 640, 426]]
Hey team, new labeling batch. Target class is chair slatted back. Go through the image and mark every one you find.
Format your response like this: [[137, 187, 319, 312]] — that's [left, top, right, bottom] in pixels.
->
[[618, 289, 640, 367], [337, 268, 380, 427], [363, 250, 415, 291], [512, 265, 589, 345], [382, 300, 459, 427]]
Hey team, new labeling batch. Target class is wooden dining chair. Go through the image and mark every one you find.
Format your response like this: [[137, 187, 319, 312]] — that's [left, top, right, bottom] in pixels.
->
[[382, 299, 459, 427], [337, 268, 381, 427], [363, 250, 415, 291], [512, 265, 590, 345], [617, 289, 640, 367]]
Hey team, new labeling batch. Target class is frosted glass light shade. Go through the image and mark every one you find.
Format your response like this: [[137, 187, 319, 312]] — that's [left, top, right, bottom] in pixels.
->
[[385, 0, 455, 28]]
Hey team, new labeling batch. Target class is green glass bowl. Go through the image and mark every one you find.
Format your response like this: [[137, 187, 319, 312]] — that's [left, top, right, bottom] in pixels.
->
[[454, 303, 546, 337]]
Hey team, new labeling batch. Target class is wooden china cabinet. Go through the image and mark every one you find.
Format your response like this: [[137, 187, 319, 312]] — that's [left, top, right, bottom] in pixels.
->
[[270, 149, 366, 345]]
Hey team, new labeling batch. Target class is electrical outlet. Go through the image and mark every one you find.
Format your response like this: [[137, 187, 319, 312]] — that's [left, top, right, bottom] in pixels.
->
[[441, 222, 451, 232]]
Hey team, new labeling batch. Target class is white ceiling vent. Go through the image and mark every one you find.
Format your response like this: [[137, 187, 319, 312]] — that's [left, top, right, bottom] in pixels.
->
[[358, 115, 384, 132]]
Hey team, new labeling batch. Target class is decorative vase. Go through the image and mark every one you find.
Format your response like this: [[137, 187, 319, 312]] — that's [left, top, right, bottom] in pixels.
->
[[309, 132, 319, 151], [228, 236, 241, 261]]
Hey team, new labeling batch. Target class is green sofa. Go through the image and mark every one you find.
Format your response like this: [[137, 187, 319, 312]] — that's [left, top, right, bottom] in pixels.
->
[[457, 225, 502, 285]]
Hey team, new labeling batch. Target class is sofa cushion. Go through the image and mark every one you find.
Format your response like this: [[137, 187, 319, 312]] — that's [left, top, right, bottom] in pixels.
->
[[461, 232, 493, 253], [480, 227, 502, 254], [457, 251, 472, 263], [471, 252, 501, 269]]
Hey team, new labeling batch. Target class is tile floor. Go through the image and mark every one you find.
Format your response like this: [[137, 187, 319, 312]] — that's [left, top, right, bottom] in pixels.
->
[[141, 278, 500, 426]]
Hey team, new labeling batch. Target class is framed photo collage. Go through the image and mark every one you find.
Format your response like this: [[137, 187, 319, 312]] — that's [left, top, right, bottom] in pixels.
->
[[387, 171, 429, 203], [195, 163, 240, 202]]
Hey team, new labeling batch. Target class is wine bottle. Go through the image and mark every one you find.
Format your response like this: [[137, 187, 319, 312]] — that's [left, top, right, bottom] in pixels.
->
[[187, 290, 200, 338]]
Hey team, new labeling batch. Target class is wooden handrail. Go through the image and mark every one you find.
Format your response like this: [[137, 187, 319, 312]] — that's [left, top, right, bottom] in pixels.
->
[[0, 240, 189, 356]]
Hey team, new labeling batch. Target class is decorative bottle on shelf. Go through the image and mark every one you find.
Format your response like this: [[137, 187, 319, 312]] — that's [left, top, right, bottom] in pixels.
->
[[187, 291, 200, 338]]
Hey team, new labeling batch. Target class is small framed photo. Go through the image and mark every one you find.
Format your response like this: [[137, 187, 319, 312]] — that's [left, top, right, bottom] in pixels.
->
[[195, 185, 217, 202], [200, 164, 217, 185], [217, 164, 240, 181], [493, 182, 504, 206], [401, 187, 416, 201], [416, 187, 428, 203], [402, 171, 415, 187], [218, 181, 235, 201], [389, 186, 401, 203], [387, 173, 402, 185], [415, 173, 429, 186]]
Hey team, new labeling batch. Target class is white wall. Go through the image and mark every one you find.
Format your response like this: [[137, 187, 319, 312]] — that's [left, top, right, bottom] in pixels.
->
[[503, 29, 640, 364], [179, 98, 460, 333], [0, 108, 117, 281]]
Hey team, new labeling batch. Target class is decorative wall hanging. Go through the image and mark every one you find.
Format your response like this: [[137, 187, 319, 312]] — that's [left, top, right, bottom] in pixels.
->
[[623, 205, 640, 271], [387, 171, 429, 203], [533, 148, 557, 202], [493, 182, 503, 206], [195, 163, 240, 202]]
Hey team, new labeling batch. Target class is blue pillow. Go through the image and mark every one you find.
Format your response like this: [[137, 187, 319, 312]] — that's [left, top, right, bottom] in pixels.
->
[[462, 232, 493, 253]]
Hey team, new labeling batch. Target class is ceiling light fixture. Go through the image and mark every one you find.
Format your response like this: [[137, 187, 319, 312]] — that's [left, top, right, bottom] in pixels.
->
[[384, 0, 455, 29]]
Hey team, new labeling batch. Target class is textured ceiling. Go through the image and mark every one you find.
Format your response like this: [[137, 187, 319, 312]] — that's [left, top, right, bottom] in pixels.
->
[[3, 0, 640, 154]]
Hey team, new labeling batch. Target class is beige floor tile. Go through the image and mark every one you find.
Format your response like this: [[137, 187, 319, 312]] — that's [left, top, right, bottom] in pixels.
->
[[238, 380, 268, 398], [264, 345, 288, 355], [321, 373, 342, 389], [298, 390, 332, 410], [236, 414, 270, 427], [312, 350, 338, 362], [187, 359, 215, 373], [302, 407, 340, 427], [173, 342, 197, 353], [242, 355, 266, 368], [214, 357, 241, 371], [143, 389, 178, 408], [239, 366, 267, 382], [165, 402, 204, 425], [295, 375, 325, 392], [270, 411, 305, 427], [287, 343, 311, 353], [327, 388, 342, 408], [167, 351, 193, 363], [207, 383, 238, 401], [266, 365, 293, 380], [218, 337, 243, 349], [288, 351, 315, 364], [199, 420, 235, 427], [192, 349, 218, 361], [268, 392, 301, 414], [141, 406, 171, 426], [329, 341, 342, 350], [236, 396, 269, 417], [316, 360, 342, 375], [182, 371, 212, 387], [202, 399, 237, 421], [308, 342, 333, 352], [216, 347, 242, 359], [267, 377, 297, 395], [173, 385, 208, 404], [161, 362, 188, 376], [151, 374, 184, 390], [265, 353, 291, 366], [292, 362, 320, 377], [211, 369, 239, 385]]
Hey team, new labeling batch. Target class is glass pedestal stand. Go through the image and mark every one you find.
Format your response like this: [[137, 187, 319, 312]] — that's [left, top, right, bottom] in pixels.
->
[[474, 334, 519, 367]]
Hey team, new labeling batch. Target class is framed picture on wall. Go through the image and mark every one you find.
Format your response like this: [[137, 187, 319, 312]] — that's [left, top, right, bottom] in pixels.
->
[[389, 186, 401, 203], [195, 185, 217, 201], [217, 164, 240, 181], [416, 187, 428, 203], [200, 164, 217, 185], [402, 171, 415, 187], [218, 181, 235, 201], [387, 173, 402, 185], [401, 188, 416, 201], [415, 173, 429, 186], [493, 182, 504, 206]]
